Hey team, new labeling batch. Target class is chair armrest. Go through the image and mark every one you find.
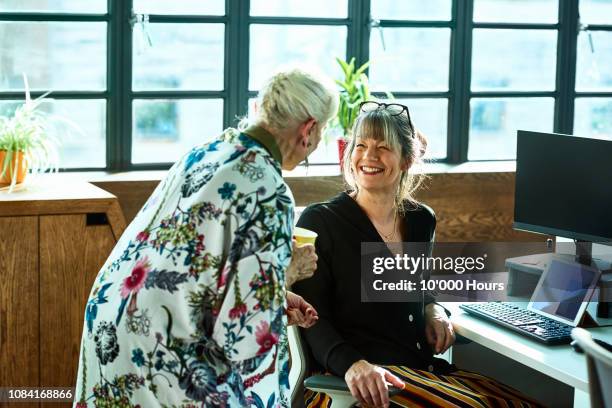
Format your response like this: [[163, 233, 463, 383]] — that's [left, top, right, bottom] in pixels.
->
[[305, 375, 350, 392], [305, 375, 403, 396]]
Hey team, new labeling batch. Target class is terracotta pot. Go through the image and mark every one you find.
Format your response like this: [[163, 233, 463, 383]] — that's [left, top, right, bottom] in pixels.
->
[[337, 137, 349, 170], [0, 150, 27, 185]]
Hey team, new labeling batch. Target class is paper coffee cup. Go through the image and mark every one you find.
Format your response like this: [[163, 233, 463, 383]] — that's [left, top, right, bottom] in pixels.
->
[[293, 227, 318, 246]]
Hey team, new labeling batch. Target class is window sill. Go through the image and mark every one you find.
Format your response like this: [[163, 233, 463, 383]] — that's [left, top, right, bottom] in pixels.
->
[[59, 161, 516, 183]]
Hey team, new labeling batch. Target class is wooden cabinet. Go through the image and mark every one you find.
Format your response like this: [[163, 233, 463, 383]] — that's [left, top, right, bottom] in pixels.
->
[[0, 180, 125, 407]]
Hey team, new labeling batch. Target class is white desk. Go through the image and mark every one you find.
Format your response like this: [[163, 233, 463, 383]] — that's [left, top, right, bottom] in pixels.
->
[[442, 302, 612, 408]]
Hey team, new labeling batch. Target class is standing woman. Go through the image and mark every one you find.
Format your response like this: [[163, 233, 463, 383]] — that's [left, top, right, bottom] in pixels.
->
[[74, 68, 337, 407], [294, 101, 544, 408]]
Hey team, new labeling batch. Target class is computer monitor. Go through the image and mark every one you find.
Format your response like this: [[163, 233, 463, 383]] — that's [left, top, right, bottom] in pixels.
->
[[514, 130, 612, 246]]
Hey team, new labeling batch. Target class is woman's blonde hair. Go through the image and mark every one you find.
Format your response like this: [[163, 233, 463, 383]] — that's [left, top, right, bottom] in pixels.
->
[[240, 68, 338, 131], [342, 107, 428, 213]]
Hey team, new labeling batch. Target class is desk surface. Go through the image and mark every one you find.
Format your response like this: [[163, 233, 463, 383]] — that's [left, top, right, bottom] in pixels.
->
[[442, 302, 612, 393]]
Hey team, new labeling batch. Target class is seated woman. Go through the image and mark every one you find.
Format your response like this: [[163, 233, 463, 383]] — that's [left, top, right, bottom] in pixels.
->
[[293, 101, 544, 408]]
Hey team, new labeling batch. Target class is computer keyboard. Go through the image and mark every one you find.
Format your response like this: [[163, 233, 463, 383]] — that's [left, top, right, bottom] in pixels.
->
[[460, 302, 573, 345]]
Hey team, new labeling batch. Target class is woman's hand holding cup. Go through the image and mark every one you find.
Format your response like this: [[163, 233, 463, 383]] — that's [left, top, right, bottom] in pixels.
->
[[286, 227, 318, 287]]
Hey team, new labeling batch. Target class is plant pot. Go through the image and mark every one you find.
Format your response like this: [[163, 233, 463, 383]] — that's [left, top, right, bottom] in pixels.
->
[[0, 150, 28, 186], [337, 137, 349, 170]]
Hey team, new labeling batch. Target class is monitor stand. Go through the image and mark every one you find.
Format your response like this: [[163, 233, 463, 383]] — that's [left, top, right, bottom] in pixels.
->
[[505, 247, 612, 327]]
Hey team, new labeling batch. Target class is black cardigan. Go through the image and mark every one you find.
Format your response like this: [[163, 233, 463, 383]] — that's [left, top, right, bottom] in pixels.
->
[[293, 192, 452, 376]]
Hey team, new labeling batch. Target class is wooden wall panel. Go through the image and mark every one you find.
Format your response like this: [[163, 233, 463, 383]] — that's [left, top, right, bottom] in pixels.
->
[[0, 216, 39, 408], [39, 215, 116, 407], [285, 177, 345, 207], [416, 173, 544, 242], [94, 171, 545, 243], [92, 180, 158, 225]]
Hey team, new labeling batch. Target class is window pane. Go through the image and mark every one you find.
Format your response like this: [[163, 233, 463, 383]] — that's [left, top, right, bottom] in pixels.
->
[[0, 99, 106, 168], [471, 29, 557, 91], [132, 99, 223, 164], [0, 0, 106, 13], [576, 31, 612, 92], [249, 25, 346, 90], [579, 0, 612, 25], [0, 22, 106, 91], [473, 0, 558, 23], [371, 0, 451, 21], [133, 0, 224, 15], [133, 23, 224, 91], [396, 98, 448, 159], [468, 98, 554, 160], [306, 135, 343, 164], [251, 0, 347, 17], [574, 98, 612, 140], [369, 28, 451, 92]]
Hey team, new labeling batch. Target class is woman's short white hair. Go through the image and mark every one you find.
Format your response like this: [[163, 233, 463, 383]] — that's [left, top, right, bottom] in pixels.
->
[[243, 67, 338, 130]]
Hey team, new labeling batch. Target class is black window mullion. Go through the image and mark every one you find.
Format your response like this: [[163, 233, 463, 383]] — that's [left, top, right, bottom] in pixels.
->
[[371, 92, 450, 99], [555, 0, 579, 135], [472, 22, 558, 30], [347, 0, 370, 66], [448, 0, 473, 163], [376, 20, 453, 28], [122, 1, 135, 171], [0, 13, 107, 22], [237, 0, 251, 124], [145, 15, 226, 23], [471, 91, 557, 98], [107, 0, 132, 171], [225, 0, 250, 128], [0, 91, 107, 100], [107, 0, 118, 171], [248, 16, 347, 25], [575, 92, 612, 97], [132, 91, 225, 99], [580, 24, 612, 31]]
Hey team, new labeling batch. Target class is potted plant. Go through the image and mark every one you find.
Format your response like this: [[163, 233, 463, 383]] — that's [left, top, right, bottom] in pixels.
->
[[332, 57, 371, 168], [0, 74, 59, 192]]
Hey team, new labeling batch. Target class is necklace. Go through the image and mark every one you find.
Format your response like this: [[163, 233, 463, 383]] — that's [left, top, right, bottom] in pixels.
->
[[350, 192, 399, 241], [374, 211, 398, 241]]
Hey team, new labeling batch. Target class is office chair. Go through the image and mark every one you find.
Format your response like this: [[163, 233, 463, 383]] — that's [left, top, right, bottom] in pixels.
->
[[288, 325, 358, 408], [571, 328, 612, 408], [288, 325, 468, 408]]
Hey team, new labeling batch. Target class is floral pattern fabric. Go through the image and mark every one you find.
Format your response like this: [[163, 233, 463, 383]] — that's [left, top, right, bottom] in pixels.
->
[[74, 129, 294, 408]]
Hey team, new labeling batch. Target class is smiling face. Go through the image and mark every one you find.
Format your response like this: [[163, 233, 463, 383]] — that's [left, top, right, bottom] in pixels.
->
[[351, 136, 406, 194], [343, 107, 428, 211]]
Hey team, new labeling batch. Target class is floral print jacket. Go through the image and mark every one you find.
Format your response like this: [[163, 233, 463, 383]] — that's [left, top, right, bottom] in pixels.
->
[[74, 128, 294, 408]]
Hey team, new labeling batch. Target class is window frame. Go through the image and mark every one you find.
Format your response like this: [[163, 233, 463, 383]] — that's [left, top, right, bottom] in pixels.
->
[[0, 0, 607, 170], [466, 2, 562, 161], [571, 3, 612, 139], [0, 9, 110, 171]]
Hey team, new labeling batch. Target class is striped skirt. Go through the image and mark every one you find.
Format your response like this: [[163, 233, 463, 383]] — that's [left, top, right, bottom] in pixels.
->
[[305, 366, 545, 408]]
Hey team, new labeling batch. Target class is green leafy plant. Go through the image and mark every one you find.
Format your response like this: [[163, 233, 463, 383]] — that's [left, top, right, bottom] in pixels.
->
[[0, 74, 59, 190], [332, 57, 371, 138]]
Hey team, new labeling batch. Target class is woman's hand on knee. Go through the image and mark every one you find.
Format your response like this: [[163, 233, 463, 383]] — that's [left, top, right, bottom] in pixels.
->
[[425, 303, 455, 354], [345, 360, 405, 408]]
